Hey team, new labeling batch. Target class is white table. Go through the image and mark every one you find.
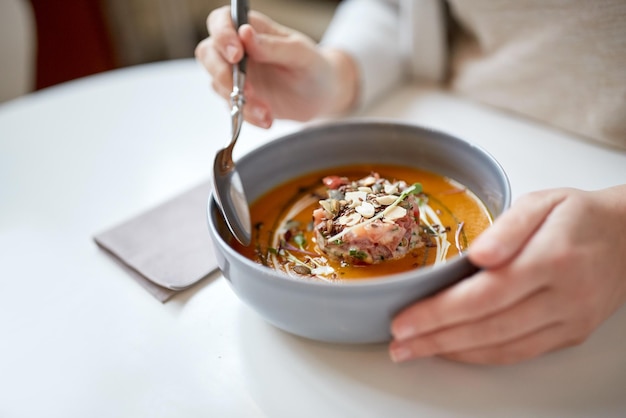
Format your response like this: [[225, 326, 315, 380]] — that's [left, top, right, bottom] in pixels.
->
[[1, 59, 625, 418]]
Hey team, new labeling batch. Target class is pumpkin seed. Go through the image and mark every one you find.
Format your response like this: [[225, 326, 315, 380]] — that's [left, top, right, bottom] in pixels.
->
[[292, 265, 312, 275]]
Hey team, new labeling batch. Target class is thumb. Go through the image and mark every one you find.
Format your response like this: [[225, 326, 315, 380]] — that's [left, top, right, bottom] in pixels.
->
[[469, 190, 567, 268]]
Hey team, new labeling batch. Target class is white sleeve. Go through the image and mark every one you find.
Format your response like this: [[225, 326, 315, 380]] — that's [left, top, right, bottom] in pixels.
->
[[320, 0, 405, 110]]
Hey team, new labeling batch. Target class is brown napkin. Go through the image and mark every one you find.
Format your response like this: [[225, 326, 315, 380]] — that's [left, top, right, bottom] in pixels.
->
[[94, 180, 218, 302]]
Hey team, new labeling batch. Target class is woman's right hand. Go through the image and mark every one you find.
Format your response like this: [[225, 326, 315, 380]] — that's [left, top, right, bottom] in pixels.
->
[[195, 6, 358, 128]]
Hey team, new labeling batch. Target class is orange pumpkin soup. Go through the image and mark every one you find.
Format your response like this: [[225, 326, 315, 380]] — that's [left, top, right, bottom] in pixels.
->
[[233, 164, 492, 281]]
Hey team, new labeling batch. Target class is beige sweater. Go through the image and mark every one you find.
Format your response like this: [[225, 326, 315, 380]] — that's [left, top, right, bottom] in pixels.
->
[[449, 0, 626, 149], [323, 0, 626, 149]]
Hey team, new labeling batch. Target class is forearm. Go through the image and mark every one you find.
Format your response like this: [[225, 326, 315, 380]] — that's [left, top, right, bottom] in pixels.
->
[[599, 183, 626, 304], [318, 47, 359, 116], [320, 0, 404, 111]]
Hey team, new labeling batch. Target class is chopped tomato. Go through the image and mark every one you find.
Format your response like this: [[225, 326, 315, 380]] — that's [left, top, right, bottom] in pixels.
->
[[322, 176, 348, 189]]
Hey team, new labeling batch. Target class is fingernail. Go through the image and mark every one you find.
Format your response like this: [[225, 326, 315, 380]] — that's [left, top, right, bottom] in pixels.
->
[[472, 233, 493, 249], [392, 323, 417, 341], [261, 118, 272, 129], [226, 45, 238, 62], [252, 107, 271, 127], [252, 106, 265, 120], [248, 27, 258, 43], [471, 234, 504, 260], [390, 345, 413, 363]]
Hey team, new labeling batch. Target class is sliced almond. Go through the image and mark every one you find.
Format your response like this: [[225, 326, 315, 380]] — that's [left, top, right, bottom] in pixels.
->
[[375, 195, 398, 206], [384, 206, 407, 220], [384, 183, 398, 194], [338, 212, 362, 226], [345, 191, 367, 204], [355, 201, 375, 218], [360, 176, 377, 186]]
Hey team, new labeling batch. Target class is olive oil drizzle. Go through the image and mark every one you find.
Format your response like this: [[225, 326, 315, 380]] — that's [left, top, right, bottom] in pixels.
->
[[425, 193, 470, 251]]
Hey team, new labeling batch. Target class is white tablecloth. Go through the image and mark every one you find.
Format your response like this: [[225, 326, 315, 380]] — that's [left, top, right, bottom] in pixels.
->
[[1, 59, 625, 418]]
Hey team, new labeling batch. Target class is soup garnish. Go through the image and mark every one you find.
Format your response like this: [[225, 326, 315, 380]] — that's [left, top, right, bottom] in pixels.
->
[[313, 173, 424, 265], [233, 165, 492, 282]]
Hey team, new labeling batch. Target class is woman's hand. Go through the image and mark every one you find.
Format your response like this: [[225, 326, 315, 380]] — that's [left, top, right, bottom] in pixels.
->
[[195, 6, 358, 128], [389, 185, 626, 365]]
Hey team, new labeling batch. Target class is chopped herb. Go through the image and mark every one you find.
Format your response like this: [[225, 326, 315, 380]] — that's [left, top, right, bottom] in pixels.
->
[[294, 232, 306, 249], [349, 249, 368, 260], [287, 219, 301, 230]]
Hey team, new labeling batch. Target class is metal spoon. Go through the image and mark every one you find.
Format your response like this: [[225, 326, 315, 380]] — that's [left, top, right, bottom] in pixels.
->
[[212, 0, 251, 246]]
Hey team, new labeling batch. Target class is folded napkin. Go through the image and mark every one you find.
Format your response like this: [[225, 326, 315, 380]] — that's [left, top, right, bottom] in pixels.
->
[[94, 180, 218, 302]]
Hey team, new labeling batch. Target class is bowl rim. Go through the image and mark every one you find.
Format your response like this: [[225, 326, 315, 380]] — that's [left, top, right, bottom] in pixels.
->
[[208, 119, 511, 290]]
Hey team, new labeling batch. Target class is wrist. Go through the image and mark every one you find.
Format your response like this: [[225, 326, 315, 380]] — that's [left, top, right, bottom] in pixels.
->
[[319, 47, 359, 116]]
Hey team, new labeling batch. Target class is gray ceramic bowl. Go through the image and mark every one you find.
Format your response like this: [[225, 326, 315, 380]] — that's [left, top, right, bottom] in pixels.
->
[[207, 121, 510, 344]]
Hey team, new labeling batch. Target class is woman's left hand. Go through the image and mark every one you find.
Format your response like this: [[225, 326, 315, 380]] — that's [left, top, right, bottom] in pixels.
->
[[389, 185, 626, 365]]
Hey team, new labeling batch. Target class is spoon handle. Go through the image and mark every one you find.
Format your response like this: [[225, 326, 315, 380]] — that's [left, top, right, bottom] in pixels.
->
[[231, 0, 249, 74]]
